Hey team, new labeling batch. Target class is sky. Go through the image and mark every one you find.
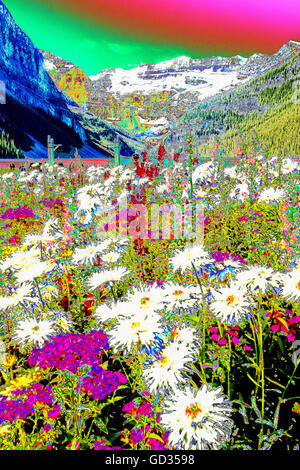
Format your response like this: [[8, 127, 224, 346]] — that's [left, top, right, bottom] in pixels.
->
[[4, 0, 300, 76]]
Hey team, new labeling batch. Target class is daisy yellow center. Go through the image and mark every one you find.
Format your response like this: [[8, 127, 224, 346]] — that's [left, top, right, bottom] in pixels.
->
[[296, 281, 300, 291], [32, 326, 40, 333], [140, 297, 150, 306], [173, 290, 184, 296], [226, 295, 237, 306], [159, 356, 170, 366], [185, 403, 202, 419], [171, 330, 179, 340], [131, 322, 141, 330]]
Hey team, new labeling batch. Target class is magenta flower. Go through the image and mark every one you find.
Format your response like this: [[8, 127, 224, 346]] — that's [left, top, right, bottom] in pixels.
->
[[122, 401, 137, 414], [290, 316, 300, 324], [138, 403, 155, 417], [1, 207, 36, 220], [47, 404, 60, 419], [218, 338, 227, 346], [287, 333, 296, 342], [271, 324, 280, 332], [130, 428, 144, 444]]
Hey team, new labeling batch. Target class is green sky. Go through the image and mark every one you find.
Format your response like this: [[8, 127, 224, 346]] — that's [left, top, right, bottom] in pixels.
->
[[4, 0, 219, 75]]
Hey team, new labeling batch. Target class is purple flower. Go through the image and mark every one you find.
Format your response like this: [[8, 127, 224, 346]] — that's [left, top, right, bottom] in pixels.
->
[[130, 428, 144, 444], [39, 198, 64, 208], [47, 405, 60, 419], [0, 384, 55, 425], [28, 331, 109, 373], [0, 207, 36, 220], [138, 403, 155, 417], [43, 424, 52, 432], [122, 401, 137, 414], [94, 440, 123, 450]]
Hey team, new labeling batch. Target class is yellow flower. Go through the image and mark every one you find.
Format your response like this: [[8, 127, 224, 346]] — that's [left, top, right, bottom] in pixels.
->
[[2, 355, 15, 367], [0, 370, 40, 396], [0, 424, 11, 436]]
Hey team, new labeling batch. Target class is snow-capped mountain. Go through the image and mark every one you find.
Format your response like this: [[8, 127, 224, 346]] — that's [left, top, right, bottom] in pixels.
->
[[89, 56, 246, 99], [41, 40, 300, 141]]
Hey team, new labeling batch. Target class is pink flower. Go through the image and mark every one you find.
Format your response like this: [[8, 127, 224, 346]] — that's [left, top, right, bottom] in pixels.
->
[[244, 345, 252, 352], [287, 333, 296, 342], [47, 404, 60, 419], [210, 327, 218, 334], [232, 337, 239, 345], [211, 334, 219, 341], [218, 338, 227, 346], [122, 401, 137, 414], [289, 316, 300, 324], [271, 324, 280, 332]]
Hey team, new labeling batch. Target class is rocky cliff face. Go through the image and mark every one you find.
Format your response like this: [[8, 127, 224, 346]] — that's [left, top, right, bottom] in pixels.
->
[[0, 1, 86, 142]]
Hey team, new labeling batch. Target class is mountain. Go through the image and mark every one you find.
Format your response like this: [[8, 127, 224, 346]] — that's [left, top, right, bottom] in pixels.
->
[[41, 50, 250, 138], [0, 1, 86, 151], [162, 45, 300, 157], [0, 2, 140, 159], [41, 41, 300, 145]]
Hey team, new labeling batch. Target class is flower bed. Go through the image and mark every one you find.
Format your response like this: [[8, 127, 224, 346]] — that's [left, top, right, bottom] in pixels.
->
[[0, 145, 299, 451]]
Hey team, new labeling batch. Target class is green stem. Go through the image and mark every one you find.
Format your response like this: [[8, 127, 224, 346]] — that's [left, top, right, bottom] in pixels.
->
[[109, 282, 118, 304], [191, 262, 207, 345], [34, 278, 45, 308]]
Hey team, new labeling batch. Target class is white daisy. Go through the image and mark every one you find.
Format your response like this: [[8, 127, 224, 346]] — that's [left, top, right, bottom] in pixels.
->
[[162, 283, 197, 312], [105, 236, 131, 251], [93, 301, 133, 323], [280, 268, 300, 301], [119, 168, 135, 182], [12, 318, 57, 348], [210, 282, 253, 325], [170, 244, 214, 272], [229, 183, 250, 202], [101, 251, 121, 264], [71, 241, 109, 266], [142, 341, 197, 394], [258, 187, 286, 203], [16, 260, 56, 284], [0, 284, 34, 310], [192, 162, 213, 182], [234, 265, 278, 293], [0, 247, 41, 272], [86, 267, 131, 291], [107, 309, 164, 354], [125, 284, 165, 313], [170, 324, 201, 348], [281, 158, 298, 174], [159, 384, 233, 450]]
